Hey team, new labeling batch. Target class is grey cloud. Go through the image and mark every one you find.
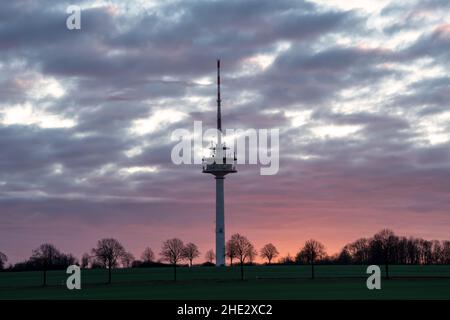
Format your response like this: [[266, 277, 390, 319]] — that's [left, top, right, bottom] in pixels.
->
[[251, 45, 396, 108], [402, 26, 450, 62], [389, 76, 450, 114]]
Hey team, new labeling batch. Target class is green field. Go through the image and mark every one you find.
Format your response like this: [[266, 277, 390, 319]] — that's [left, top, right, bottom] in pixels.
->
[[1, 265, 450, 299]]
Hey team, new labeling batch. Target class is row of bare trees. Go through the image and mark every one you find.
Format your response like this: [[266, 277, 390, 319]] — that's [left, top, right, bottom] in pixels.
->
[[340, 230, 450, 265], [1, 244, 77, 286], [2, 229, 449, 284], [337, 229, 450, 278], [84, 238, 215, 282], [154, 234, 279, 280], [82, 235, 278, 281], [273, 229, 450, 279]]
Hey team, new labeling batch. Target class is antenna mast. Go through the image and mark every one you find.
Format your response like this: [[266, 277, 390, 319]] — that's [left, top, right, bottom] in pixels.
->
[[217, 59, 222, 132]]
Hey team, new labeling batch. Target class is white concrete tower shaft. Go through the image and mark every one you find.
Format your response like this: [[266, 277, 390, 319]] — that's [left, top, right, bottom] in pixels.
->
[[215, 175, 225, 266]]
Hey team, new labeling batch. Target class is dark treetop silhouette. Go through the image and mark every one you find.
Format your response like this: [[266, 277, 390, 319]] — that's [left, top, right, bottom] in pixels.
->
[[160, 238, 185, 281], [228, 233, 257, 280], [91, 238, 126, 284]]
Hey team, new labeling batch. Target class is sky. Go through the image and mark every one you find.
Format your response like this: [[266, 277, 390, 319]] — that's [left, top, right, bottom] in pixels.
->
[[0, 0, 449, 264]]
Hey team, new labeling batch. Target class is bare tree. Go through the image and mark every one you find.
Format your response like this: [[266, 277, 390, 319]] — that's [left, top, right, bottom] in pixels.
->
[[420, 239, 433, 264], [141, 247, 155, 263], [431, 240, 444, 264], [226, 240, 237, 266], [92, 238, 126, 284], [372, 229, 397, 279], [279, 253, 295, 265], [443, 241, 450, 264], [260, 243, 279, 264], [183, 243, 200, 267], [31, 243, 62, 286], [160, 238, 185, 281], [205, 249, 215, 264], [0, 251, 7, 270], [229, 233, 256, 280], [121, 252, 135, 268], [296, 239, 326, 279], [347, 238, 370, 264], [337, 246, 352, 264], [396, 237, 408, 264], [81, 253, 90, 269], [407, 237, 420, 264]]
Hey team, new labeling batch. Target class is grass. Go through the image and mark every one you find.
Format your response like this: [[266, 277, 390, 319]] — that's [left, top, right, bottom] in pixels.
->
[[1, 265, 449, 299]]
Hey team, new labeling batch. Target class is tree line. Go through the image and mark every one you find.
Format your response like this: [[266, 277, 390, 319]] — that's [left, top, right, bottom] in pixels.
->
[[1, 229, 449, 284]]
